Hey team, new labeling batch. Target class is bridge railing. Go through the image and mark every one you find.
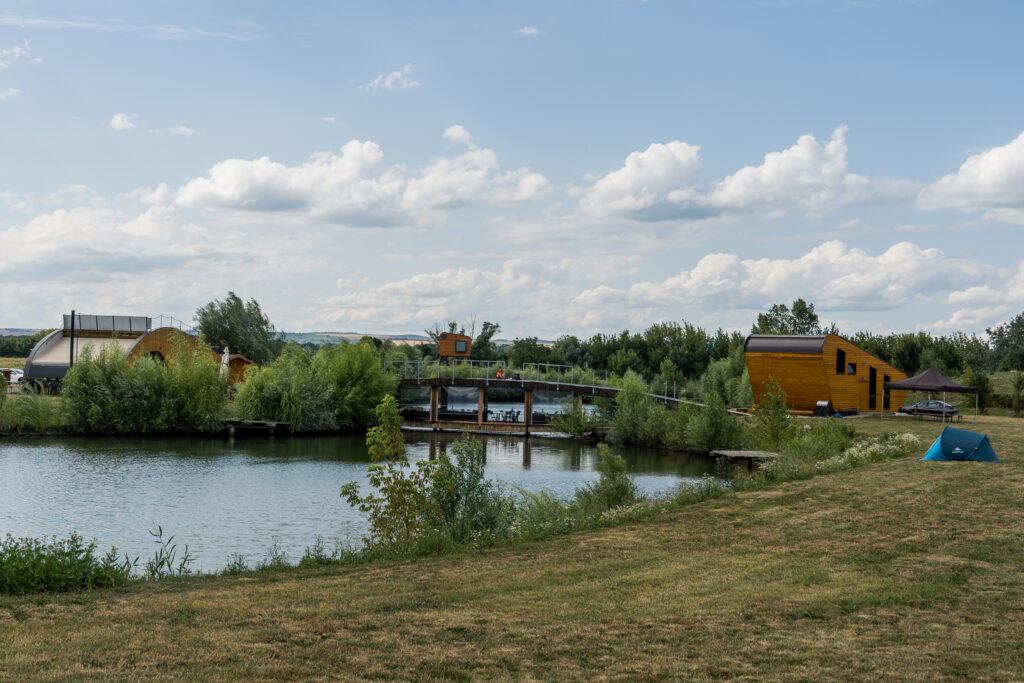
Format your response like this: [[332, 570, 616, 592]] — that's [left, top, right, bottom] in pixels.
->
[[385, 359, 617, 390]]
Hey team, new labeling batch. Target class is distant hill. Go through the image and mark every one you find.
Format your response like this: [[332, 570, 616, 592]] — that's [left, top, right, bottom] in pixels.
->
[[0, 328, 41, 336]]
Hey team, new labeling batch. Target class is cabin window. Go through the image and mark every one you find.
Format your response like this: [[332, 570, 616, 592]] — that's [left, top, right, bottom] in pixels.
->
[[847, 362, 856, 375], [836, 349, 846, 375], [455, 340, 467, 353]]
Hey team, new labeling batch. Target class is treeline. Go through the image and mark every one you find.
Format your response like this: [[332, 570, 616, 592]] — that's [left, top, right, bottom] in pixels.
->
[[385, 300, 1024, 382], [0, 330, 51, 357]]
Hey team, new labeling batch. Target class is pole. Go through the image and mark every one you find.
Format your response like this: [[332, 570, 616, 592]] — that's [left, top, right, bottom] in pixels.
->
[[68, 309, 76, 368]]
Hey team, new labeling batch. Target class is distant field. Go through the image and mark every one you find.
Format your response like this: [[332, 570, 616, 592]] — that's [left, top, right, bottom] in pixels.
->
[[0, 357, 25, 371]]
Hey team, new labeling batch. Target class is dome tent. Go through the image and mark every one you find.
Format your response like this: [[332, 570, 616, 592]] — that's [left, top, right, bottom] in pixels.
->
[[921, 426, 999, 462]]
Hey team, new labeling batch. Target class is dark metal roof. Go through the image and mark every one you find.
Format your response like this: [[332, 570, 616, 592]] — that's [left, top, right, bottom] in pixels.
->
[[744, 335, 827, 355]]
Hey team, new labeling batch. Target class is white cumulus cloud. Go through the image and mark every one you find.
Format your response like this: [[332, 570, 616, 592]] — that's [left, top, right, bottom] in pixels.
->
[[516, 26, 540, 36], [361, 63, 420, 92], [169, 125, 194, 136], [175, 129, 548, 225], [917, 130, 1024, 212], [581, 127, 918, 221], [109, 113, 135, 130], [0, 87, 20, 101]]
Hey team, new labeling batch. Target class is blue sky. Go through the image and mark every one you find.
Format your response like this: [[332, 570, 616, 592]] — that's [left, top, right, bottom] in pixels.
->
[[2, 0, 1024, 337]]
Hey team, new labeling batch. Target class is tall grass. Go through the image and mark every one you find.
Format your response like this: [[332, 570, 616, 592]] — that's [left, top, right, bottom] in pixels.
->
[[61, 340, 226, 433], [0, 386, 66, 433], [236, 340, 395, 432]]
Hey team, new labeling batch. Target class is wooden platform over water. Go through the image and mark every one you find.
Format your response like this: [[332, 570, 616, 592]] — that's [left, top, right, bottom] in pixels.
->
[[710, 450, 778, 471], [223, 420, 290, 437]]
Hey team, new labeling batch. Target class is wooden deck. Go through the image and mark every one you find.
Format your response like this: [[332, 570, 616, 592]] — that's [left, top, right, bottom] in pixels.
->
[[710, 450, 778, 471], [223, 420, 290, 437]]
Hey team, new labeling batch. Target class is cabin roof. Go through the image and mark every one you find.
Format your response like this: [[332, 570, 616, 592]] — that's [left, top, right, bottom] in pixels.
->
[[744, 334, 828, 355]]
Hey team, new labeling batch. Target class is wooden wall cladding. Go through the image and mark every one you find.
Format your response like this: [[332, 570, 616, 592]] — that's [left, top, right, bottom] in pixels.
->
[[746, 334, 909, 412], [438, 333, 472, 359]]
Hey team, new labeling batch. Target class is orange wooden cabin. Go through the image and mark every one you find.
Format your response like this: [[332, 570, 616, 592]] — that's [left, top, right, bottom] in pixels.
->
[[744, 334, 909, 414], [438, 332, 471, 363], [127, 327, 254, 385]]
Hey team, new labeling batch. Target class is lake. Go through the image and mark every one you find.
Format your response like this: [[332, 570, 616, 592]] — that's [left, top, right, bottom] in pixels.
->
[[0, 432, 717, 572]]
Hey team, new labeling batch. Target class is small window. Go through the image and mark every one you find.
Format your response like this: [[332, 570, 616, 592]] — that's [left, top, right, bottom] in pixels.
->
[[455, 340, 467, 353], [847, 362, 856, 375], [836, 349, 846, 375]]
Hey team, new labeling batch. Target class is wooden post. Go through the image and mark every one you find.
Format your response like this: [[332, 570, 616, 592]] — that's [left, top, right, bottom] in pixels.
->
[[429, 385, 439, 423], [524, 389, 533, 427], [477, 387, 485, 425], [576, 392, 583, 411]]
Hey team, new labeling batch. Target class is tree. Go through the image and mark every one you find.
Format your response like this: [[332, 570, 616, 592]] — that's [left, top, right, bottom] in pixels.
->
[[751, 298, 823, 335], [987, 313, 1024, 370], [471, 321, 502, 360], [506, 337, 550, 367], [195, 292, 283, 365]]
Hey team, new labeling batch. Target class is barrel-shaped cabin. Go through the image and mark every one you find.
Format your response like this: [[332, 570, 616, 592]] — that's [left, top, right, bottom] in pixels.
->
[[23, 314, 253, 386], [744, 334, 909, 414]]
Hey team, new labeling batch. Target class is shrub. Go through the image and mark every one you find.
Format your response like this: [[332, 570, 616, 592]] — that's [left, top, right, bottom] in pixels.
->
[[425, 435, 514, 547], [62, 339, 225, 433], [235, 343, 335, 431], [341, 395, 435, 554], [685, 392, 745, 452], [551, 397, 599, 437], [574, 444, 640, 513], [237, 340, 394, 432], [0, 533, 132, 594], [608, 371, 668, 446], [753, 378, 796, 450]]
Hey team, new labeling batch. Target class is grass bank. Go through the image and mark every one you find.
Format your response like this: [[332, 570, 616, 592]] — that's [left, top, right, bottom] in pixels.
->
[[1, 415, 1022, 679]]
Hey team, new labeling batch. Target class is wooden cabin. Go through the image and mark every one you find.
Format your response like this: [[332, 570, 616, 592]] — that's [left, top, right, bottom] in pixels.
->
[[127, 326, 253, 386], [24, 314, 253, 387], [744, 334, 909, 414], [438, 332, 471, 363]]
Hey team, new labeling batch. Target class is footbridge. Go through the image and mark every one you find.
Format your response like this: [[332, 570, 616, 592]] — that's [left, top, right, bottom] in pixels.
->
[[397, 376, 689, 435]]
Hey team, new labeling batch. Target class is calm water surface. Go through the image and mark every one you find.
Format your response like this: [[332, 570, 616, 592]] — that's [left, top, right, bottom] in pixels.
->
[[0, 432, 716, 572]]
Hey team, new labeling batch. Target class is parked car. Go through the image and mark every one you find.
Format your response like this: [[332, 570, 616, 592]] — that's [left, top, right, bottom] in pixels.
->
[[2, 367, 24, 386], [898, 400, 957, 416]]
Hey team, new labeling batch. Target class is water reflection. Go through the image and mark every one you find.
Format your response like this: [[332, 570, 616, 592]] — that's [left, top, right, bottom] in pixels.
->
[[0, 433, 716, 572]]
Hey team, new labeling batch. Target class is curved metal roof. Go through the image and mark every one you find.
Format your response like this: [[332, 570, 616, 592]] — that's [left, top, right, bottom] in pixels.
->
[[744, 335, 828, 355]]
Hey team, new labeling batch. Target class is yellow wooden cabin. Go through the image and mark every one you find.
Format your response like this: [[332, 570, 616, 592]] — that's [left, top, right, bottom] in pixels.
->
[[744, 334, 909, 414]]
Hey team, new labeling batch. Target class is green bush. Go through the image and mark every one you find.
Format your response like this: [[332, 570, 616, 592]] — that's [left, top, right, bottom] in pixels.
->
[[0, 533, 132, 594], [753, 378, 796, 450], [608, 371, 669, 446], [574, 444, 640, 512], [61, 341, 225, 434], [237, 340, 394, 432], [425, 435, 514, 547], [551, 397, 599, 437], [235, 343, 335, 431], [685, 392, 746, 452]]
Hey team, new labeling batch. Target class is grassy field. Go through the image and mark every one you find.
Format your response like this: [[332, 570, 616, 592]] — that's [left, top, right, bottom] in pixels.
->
[[1, 415, 1022, 679], [0, 357, 25, 371]]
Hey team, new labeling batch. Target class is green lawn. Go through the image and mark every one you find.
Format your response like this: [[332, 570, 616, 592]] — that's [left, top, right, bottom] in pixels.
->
[[1, 415, 1022, 679]]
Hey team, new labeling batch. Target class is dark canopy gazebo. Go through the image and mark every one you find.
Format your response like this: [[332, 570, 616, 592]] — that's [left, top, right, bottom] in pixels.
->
[[883, 367, 978, 422]]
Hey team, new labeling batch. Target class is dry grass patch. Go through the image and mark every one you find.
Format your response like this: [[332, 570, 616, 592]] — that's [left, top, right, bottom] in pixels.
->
[[2, 416, 1024, 679]]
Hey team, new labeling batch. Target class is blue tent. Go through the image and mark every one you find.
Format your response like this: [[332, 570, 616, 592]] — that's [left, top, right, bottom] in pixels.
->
[[922, 426, 999, 462]]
